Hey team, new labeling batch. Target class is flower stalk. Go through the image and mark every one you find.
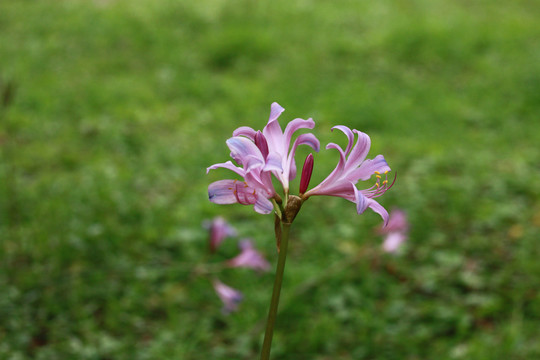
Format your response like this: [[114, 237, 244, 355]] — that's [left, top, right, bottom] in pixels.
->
[[260, 220, 291, 360]]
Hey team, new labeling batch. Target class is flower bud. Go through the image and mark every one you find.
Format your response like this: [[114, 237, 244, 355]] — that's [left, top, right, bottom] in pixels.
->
[[254, 131, 269, 158], [299, 153, 314, 195]]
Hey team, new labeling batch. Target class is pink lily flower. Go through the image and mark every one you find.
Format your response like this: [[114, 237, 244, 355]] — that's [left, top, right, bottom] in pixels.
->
[[227, 239, 271, 272], [379, 209, 409, 253], [203, 217, 237, 253], [303, 126, 394, 225], [212, 279, 243, 314], [232, 102, 320, 192]]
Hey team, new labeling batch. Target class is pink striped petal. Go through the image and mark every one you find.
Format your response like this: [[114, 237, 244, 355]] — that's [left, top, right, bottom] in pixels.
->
[[264, 152, 283, 172], [346, 155, 390, 182], [343, 130, 371, 173], [269, 102, 285, 123], [263, 103, 286, 156], [284, 117, 316, 149], [206, 161, 245, 177], [331, 125, 355, 156], [226, 137, 264, 166], [367, 199, 390, 226], [232, 126, 257, 140], [254, 195, 274, 214], [285, 133, 321, 181], [208, 180, 243, 204]]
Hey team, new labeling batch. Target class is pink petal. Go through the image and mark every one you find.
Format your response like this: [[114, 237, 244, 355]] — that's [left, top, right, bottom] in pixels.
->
[[306, 142, 347, 194], [263, 103, 285, 153], [285, 133, 321, 181], [254, 196, 274, 214], [207, 160, 245, 177], [269, 102, 285, 123], [232, 126, 257, 140], [264, 152, 283, 172], [208, 180, 243, 204], [367, 199, 390, 226], [226, 137, 264, 166], [353, 186, 389, 225], [343, 130, 371, 173], [380, 209, 408, 234], [331, 125, 355, 155], [346, 155, 391, 182], [283, 117, 316, 150], [313, 181, 356, 201]]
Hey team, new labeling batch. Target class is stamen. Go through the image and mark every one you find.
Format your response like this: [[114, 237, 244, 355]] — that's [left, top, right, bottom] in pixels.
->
[[366, 171, 397, 198]]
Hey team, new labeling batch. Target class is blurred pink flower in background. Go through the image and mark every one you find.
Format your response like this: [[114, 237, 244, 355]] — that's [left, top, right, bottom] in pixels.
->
[[212, 279, 243, 314], [227, 239, 271, 272], [204, 217, 237, 252], [378, 209, 409, 253]]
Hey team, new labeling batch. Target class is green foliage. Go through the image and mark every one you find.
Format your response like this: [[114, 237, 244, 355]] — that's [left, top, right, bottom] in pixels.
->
[[1, 0, 539, 358]]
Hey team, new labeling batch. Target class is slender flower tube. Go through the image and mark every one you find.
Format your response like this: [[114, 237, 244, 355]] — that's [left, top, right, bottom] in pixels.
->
[[379, 209, 409, 253], [227, 239, 271, 272], [204, 217, 237, 253], [212, 279, 244, 314], [303, 126, 394, 225]]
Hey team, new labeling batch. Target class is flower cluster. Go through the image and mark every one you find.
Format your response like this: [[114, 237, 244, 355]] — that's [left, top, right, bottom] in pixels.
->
[[207, 102, 394, 224], [205, 217, 270, 314]]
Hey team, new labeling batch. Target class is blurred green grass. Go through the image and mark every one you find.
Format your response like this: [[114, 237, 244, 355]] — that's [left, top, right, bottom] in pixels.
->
[[1, 0, 540, 359]]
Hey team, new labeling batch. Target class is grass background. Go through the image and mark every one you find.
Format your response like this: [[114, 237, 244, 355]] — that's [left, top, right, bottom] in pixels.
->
[[1, 0, 540, 359]]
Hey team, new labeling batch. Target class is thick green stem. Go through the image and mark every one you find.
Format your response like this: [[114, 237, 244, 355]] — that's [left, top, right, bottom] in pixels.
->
[[260, 222, 291, 360]]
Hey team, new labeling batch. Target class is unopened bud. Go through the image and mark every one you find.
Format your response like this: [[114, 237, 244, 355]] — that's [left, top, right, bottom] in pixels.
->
[[299, 153, 314, 195], [254, 131, 269, 158]]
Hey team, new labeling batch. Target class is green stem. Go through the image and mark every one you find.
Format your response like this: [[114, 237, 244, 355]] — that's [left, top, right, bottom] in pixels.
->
[[260, 222, 291, 360]]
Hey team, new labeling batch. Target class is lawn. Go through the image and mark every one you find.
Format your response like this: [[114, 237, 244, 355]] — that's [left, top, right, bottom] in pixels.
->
[[1, 0, 540, 359]]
